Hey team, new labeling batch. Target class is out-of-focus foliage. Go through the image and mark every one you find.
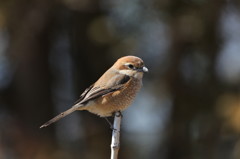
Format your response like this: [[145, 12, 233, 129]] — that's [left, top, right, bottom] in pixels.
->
[[0, 0, 240, 159]]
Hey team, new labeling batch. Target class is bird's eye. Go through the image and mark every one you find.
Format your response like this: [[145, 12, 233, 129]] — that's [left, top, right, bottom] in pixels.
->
[[128, 64, 134, 69]]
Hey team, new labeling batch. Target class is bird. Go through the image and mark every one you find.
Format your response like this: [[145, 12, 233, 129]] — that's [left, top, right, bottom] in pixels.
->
[[40, 55, 148, 128]]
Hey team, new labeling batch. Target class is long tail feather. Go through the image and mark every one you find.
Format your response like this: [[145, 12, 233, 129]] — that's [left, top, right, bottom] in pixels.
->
[[40, 106, 78, 128]]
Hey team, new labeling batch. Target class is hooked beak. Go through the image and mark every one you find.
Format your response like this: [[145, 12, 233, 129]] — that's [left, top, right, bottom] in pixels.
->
[[138, 66, 148, 73]]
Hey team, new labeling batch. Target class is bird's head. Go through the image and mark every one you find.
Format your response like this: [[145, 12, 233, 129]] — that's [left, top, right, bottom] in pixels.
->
[[113, 56, 148, 79]]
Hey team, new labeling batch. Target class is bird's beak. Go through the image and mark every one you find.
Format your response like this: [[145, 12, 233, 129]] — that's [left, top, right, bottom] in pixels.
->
[[143, 66, 148, 73], [138, 66, 148, 73]]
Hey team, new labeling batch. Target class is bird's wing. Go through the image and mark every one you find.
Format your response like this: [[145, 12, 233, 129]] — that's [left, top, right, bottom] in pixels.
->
[[77, 74, 131, 105], [39, 74, 130, 128], [74, 84, 94, 104]]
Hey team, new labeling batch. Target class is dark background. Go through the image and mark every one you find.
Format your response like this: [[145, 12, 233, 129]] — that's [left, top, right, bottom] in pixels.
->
[[0, 0, 240, 159]]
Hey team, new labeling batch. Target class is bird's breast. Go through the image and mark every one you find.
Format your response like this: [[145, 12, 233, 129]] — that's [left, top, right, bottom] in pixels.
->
[[85, 78, 142, 117]]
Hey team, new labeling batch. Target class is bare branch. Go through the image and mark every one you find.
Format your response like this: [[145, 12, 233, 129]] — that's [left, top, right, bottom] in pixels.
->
[[110, 111, 122, 159]]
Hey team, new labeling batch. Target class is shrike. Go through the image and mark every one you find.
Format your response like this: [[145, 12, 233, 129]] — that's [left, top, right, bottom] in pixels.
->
[[40, 55, 148, 128]]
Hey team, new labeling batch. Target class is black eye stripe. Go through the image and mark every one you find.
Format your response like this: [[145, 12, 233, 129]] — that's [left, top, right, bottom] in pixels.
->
[[124, 63, 143, 70], [128, 64, 134, 69]]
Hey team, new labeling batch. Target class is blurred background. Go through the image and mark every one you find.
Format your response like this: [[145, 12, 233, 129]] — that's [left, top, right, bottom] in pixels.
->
[[0, 0, 240, 158]]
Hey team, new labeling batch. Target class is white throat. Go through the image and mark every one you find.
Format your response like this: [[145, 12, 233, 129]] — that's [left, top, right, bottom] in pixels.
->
[[119, 69, 133, 76], [118, 69, 143, 79]]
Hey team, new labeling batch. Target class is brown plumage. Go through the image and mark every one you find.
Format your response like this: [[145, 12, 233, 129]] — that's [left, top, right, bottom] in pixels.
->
[[40, 56, 148, 128]]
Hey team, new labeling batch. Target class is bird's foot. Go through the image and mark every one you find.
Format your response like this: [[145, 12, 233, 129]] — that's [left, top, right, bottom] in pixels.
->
[[112, 111, 123, 118]]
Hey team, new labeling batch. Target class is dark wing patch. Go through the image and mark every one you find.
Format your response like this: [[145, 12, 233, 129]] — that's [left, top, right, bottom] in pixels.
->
[[79, 85, 124, 105], [75, 75, 131, 105], [118, 75, 130, 85], [74, 84, 94, 104]]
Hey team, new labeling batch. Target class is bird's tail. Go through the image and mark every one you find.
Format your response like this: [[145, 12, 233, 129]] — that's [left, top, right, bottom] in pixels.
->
[[40, 105, 80, 128]]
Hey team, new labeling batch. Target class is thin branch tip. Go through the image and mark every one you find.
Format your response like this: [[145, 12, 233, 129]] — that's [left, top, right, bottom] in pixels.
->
[[115, 111, 122, 117]]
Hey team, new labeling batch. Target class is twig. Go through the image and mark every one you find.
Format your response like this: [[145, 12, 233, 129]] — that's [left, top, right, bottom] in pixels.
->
[[110, 111, 122, 159]]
